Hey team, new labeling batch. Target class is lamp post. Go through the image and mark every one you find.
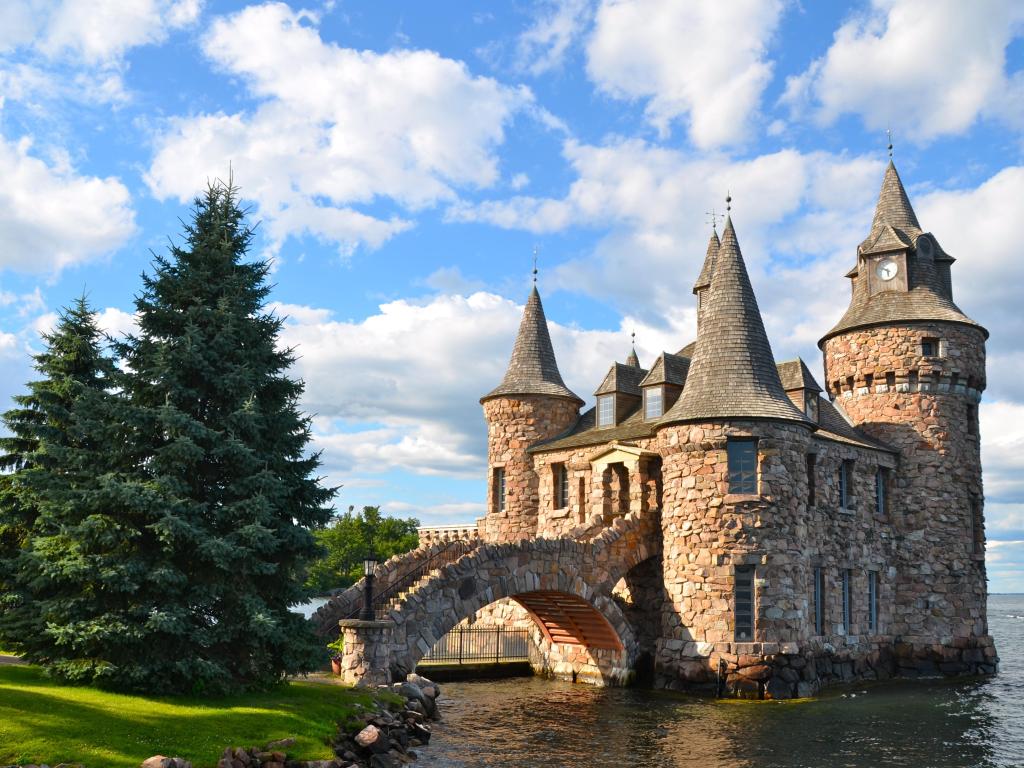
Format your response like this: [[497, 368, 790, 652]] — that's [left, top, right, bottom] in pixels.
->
[[360, 554, 379, 621]]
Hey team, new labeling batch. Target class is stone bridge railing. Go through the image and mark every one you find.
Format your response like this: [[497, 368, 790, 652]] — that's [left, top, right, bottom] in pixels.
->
[[310, 537, 480, 637]]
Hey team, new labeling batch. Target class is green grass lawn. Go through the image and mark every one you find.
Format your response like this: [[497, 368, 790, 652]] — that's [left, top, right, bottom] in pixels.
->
[[0, 666, 385, 768]]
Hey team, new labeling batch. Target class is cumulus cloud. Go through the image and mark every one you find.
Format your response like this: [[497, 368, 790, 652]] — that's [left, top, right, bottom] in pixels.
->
[[781, 0, 1024, 140], [585, 0, 785, 146], [273, 290, 684, 485], [0, 135, 135, 273], [146, 2, 533, 256], [514, 0, 592, 75]]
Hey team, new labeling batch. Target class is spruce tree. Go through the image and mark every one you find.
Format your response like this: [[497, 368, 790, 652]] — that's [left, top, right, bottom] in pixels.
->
[[118, 179, 335, 693], [0, 298, 120, 658]]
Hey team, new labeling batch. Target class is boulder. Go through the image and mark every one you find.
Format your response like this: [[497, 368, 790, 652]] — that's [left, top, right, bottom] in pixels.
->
[[141, 757, 192, 768], [354, 725, 391, 755]]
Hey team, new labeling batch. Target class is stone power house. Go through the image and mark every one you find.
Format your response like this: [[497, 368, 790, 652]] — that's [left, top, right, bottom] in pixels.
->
[[329, 160, 996, 697]]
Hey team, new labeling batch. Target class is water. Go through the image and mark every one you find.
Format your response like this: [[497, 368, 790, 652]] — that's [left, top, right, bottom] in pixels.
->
[[421, 595, 1024, 768]]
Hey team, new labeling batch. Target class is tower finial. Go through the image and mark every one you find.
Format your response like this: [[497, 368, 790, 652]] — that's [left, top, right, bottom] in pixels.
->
[[532, 245, 539, 283], [631, 329, 636, 346], [725, 191, 732, 213], [887, 126, 893, 159], [705, 207, 723, 232]]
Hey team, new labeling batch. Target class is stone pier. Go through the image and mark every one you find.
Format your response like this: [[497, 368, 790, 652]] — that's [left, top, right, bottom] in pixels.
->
[[338, 619, 394, 687]]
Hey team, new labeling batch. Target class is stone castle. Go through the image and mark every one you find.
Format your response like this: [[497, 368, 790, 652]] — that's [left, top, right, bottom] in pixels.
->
[[326, 158, 997, 697]]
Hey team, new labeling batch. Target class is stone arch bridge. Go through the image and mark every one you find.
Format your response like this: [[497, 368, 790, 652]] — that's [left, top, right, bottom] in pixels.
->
[[312, 509, 661, 686]]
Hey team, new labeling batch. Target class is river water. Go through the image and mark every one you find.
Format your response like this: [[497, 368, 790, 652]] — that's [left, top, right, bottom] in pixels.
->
[[421, 595, 1024, 768]]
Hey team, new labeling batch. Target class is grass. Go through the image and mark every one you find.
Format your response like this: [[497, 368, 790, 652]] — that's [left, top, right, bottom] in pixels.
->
[[0, 665, 391, 768]]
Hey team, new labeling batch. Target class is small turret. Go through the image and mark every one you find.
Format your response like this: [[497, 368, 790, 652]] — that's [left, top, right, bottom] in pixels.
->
[[480, 285, 582, 543]]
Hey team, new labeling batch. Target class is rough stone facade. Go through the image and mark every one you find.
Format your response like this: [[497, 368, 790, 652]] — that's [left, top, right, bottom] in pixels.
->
[[335, 159, 996, 698]]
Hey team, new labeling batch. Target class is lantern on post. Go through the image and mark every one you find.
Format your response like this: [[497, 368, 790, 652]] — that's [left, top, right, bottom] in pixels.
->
[[360, 554, 379, 621]]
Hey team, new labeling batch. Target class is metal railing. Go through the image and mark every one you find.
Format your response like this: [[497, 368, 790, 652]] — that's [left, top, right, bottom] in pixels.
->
[[343, 538, 476, 621], [420, 626, 531, 665]]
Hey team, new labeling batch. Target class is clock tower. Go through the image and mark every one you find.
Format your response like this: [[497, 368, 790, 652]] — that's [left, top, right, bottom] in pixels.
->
[[819, 159, 993, 668]]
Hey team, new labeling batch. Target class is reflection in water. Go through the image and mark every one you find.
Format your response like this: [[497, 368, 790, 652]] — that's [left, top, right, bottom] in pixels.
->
[[423, 596, 1024, 768]]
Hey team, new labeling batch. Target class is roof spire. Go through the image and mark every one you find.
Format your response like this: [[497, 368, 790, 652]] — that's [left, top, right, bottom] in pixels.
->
[[481, 283, 582, 405], [868, 157, 920, 237], [626, 330, 640, 368], [693, 226, 720, 295], [662, 216, 808, 426]]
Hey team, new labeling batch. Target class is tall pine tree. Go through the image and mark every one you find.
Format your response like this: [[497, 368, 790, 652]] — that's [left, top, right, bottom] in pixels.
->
[[118, 179, 335, 693], [0, 298, 120, 658]]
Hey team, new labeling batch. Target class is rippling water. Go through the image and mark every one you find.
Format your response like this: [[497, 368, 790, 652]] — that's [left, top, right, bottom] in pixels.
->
[[422, 595, 1024, 768]]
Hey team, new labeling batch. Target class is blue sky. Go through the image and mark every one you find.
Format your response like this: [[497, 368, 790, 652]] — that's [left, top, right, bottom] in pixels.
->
[[1, 0, 1023, 590]]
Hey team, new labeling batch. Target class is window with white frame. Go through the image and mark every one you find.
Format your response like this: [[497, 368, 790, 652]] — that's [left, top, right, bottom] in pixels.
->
[[734, 565, 755, 641], [493, 467, 506, 514], [597, 395, 615, 427], [644, 387, 663, 419], [727, 438, 758, 495], [805, 395, 818, 422], [554, 463, 569, 509]]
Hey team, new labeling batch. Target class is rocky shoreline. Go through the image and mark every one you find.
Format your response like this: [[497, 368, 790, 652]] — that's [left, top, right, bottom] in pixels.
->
[[1, 675, 442, 768]]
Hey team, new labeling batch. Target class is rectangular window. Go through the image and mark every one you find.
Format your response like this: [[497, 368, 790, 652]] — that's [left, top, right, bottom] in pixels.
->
[[841, 569, 852, 634], [886, 371, 896, 389], [727, 438, 758, 495], [839, 461, 854, 511], [734, 565, 755, 642], [644, 387, 663, 419], [875, 467, 888, 516], [967, 403, 979, 437], [806, 453, 817, 506], [554, 464, 569, 509], [814, 567, 825, 636], [921, 337, 939, 357], [868, 571, 878, 634], [493, 468, 506, 514], [805, 395, 818, 421], [597, 395, 615, 427]]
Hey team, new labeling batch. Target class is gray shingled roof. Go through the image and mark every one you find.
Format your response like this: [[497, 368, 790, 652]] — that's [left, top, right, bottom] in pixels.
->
[[820, 161, 986, 345], [640, 352, 690, 387], [777, 358, 822, 393], [659, 218, 811, 426], [693, 230, 719, 294], [595, 362, 648, 396], [482, 286, 583, 404], [532, 359, 878, 453]]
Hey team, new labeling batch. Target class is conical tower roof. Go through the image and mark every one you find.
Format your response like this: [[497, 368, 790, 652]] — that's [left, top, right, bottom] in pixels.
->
[[626, 346, 640, 368], [864, 160, 921, 245], [693, 229, 720, 294], [821, 160, 986, 345], [661, 218, 809, 426], [482, 286, 583, 405]]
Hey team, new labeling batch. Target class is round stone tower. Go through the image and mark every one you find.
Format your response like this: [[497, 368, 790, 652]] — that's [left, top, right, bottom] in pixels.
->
[[656, 219, 815, 691], [480, 285, 582, 543], [819, 160, 993, 667]]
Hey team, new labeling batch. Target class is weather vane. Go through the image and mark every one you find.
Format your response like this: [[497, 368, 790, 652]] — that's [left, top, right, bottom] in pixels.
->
[[705, 208, 724, 231], [725, 190, 732, 213], [887, 126, 893, 159], [532, 245, 539, 283]]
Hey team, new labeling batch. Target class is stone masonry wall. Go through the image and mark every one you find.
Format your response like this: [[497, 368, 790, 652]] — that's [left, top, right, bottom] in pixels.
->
[[482, 396, 580, 543], [823, 322, 994, 673]]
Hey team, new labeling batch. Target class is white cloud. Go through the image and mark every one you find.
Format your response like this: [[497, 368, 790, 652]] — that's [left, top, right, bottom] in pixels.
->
[[585, 0, 785, 146], [782, 0, 1024, 140], [0, 135, 135, 273], [514, 0, 592, 75], [384, 500, 487, 527], [146, 2, 533, 256]]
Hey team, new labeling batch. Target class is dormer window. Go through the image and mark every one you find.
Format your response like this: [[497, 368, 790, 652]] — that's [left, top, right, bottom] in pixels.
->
[[644, 387, 663, 419], [804, 395, 818, 422], [597, 394, 615, 427]]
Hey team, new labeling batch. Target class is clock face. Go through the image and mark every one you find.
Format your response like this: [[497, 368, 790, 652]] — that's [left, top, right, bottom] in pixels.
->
[[876, 259, 898, 281]]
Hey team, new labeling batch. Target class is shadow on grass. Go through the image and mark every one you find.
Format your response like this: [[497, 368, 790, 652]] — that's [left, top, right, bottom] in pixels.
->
[[0, 666, 377, 768]]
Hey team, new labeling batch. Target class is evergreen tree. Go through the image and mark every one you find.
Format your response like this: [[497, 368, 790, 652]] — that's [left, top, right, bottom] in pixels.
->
[[0, 298, 120, 657], [116, 179, 335, 693]]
